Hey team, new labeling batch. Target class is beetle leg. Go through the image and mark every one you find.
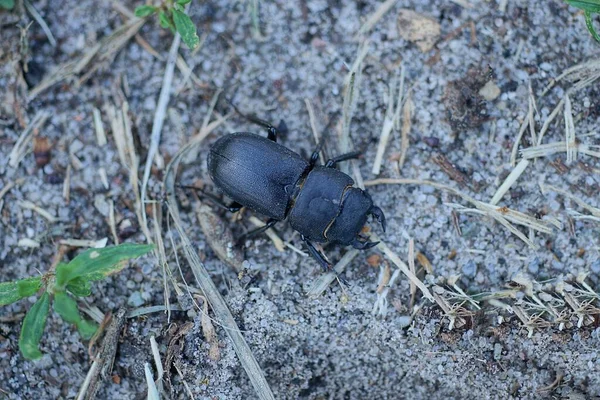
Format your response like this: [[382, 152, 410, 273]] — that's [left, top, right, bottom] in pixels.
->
[[179, 185, 242, 213], [237, 218, 278, 245], [369, 206, 386, 232], [301, 236, 332, 271], [351, 237, 379, 250], [325, 150, 362, 168], [309, 142, 325, 167], [226, 99, 283, 142]]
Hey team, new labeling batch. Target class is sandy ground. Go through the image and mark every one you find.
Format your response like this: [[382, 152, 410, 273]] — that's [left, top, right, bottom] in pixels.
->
[[1, 0, 600, 399]]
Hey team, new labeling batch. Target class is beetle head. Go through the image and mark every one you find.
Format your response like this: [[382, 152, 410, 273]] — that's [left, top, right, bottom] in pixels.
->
[[325, 188, 386, 248]]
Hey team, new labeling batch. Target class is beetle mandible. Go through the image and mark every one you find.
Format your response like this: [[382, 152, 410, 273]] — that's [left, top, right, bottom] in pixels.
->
[[206, 110, 386, 270]]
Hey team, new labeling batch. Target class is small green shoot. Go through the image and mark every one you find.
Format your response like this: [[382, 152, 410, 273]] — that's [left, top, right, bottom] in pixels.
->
[[1, 243, 154, 360], [0, 0, 15, 10], [565, 0, 600, 42], [135, 0, 199, 50]]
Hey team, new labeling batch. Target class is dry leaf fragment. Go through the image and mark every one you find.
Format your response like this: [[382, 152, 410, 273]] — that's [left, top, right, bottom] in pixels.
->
[[397, 9, 441, 52]]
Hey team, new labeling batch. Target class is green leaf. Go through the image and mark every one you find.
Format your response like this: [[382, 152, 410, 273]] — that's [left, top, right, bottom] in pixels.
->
[[0, 277, 42, 306], [585, 11, 600, 43], [19, 291, 50, 360], [173, 9, 200, 49], [177, 0, 192, 5], [159, 11, 176, 32], [77, 319, 99, 340], [0, 0, 15, 10], [172, 2, 184, 12], [134, 5, 158, 17], [55, 244, 154, 289], [565, 0, 600, 13], [17, 277, 43, 297], [52, 292, 98, 340], [66, 277, 92, 297]]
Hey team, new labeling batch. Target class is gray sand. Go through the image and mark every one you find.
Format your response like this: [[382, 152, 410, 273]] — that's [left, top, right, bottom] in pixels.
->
[[1, 0, 600, 399]]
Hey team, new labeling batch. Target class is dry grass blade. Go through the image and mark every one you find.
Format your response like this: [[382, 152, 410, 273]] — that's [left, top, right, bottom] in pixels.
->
[[490, 159, 530, 205], [150, 336, 165, 395], [18, 199, 56, 222], [163, 137, 275, 400], [354, 0, 399, 39], [564, 94, 577, 164], [540, 183, 600, 218], [372, 66, 405, 175], [8, 111, 49, 168], [59, 238, 108, 248], [372, 265, 400, 317], [398, 92, 412, 171], [339, 41, 369, 175], [0, 179, 22, 213], [305, 98, 325, 165], [29, 19, 144, 100], [536, 98, 564, 146], [144, 363, 160, 400], [510, 84, 535, 166], [555, 58, 600, 90], [521, 141, 600, 160], [365, 178, 557, 249], [141, 31, 182, 230], [24, 0, 56, 47], [306, 249, 359, 298], [93, 108, 107, 146], [248, 216, 285, 252], [109, 102, 152, 242], [370, 233, 434, 302]]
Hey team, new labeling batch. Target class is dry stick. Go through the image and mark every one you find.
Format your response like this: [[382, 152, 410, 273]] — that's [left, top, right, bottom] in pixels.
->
[[365, 178, 557, 249], [77, 308, 128, 400], [164, 139, 275, 400], [354, 0, 399, 38], [141, 30, 182, 232]]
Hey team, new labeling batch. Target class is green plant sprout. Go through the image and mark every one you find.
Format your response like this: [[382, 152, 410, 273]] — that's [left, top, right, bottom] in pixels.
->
[[135, 0, 200, 50], [0, 243, 153, 360], [0, 0, 15, 10], [565, 0, 600, 42]]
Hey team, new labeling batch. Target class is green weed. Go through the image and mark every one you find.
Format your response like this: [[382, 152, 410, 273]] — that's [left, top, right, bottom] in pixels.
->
[[0, 243, 153, 360]]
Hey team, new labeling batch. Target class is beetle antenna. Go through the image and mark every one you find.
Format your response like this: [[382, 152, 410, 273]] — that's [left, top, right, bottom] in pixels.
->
[[369, 206, 386, 232]]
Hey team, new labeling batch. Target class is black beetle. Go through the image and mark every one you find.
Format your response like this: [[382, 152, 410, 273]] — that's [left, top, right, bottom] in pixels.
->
[[205, 113, 386, 270]]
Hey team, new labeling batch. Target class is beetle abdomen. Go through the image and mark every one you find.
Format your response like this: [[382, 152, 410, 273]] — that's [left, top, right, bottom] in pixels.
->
[[208, 133, 309, 220], [288, 166, 353, 242]]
